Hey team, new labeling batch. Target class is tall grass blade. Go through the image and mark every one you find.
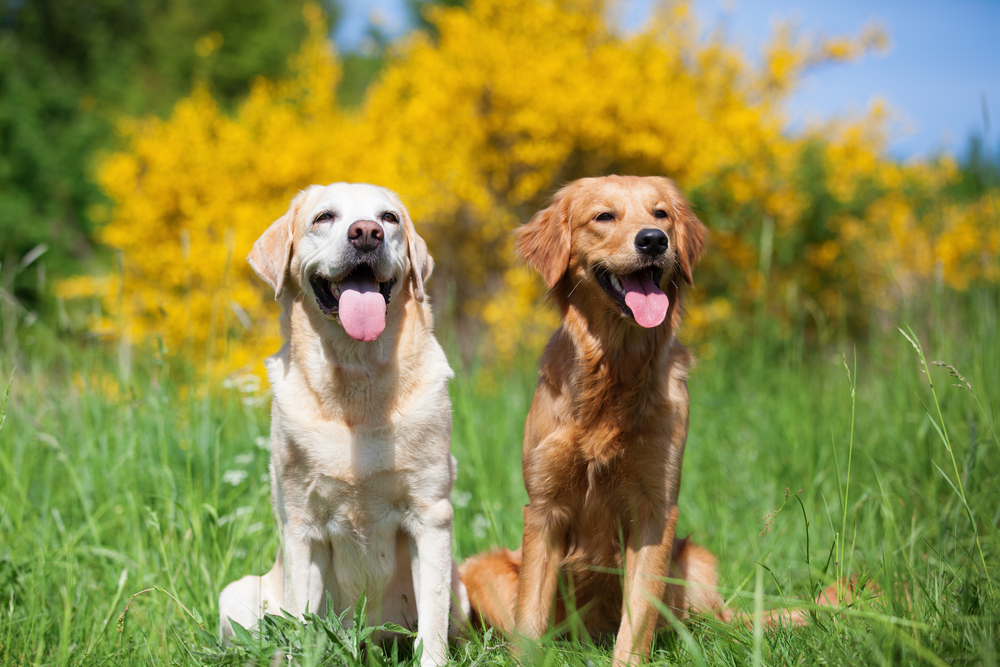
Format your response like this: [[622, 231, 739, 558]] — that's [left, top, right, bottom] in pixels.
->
[[899, 325, 994, 596]]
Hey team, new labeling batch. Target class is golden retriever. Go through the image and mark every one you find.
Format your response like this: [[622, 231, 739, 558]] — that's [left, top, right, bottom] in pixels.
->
[[460, 175, 854, 663], [218, 183, 468, 667]]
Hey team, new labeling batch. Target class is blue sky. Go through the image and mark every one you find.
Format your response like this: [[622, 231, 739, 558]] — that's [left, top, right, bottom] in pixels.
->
[[334, 0, 1000, 160]]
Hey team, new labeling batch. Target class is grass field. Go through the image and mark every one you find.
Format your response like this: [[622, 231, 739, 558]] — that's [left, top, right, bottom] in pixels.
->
[[1, 289, 998, 666]]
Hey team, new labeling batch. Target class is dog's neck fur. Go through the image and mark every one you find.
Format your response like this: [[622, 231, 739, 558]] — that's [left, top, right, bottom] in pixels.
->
[[549, 275, 688, 464]]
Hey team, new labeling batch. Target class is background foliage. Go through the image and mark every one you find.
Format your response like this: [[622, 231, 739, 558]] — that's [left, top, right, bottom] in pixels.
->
[[54, 0, 999, 374], [0, 0, 339, 306]]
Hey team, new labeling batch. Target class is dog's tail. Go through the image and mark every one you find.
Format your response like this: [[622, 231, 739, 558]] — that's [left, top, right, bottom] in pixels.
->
[[459, 547, 522, 634], [729, 575, 878, 628], [663, 537, 732, 622], [671, 537, 879, 627]]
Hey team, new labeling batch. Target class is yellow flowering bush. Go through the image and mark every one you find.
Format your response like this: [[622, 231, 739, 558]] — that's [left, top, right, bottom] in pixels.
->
[[73, 0, 997, 374]]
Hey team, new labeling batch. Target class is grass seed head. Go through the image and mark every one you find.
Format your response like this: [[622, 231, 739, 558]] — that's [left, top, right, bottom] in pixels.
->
[[932, 360, 973, 391]]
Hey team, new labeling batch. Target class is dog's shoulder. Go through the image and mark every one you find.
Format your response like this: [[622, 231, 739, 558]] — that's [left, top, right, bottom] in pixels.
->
[[267, 333, 452, 473]]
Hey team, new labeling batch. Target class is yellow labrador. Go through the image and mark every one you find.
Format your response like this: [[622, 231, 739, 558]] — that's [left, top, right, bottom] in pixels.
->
[[219, 183, 468, 666]]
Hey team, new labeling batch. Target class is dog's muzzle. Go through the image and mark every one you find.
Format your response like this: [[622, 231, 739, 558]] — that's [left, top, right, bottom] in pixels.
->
[[310, 264, 396, 342], [595, 265, 669, 328]]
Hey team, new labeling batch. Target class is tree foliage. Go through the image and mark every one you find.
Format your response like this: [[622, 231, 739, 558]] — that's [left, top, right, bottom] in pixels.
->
[[71, 0, 999, 373], [0, 0, 338, 304]]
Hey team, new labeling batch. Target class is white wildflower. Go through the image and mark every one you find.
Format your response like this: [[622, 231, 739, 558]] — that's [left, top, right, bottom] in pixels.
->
[[452, 489, 472, 509], [472, 513, 489, 540], [222, 469, 249, 486], [218, 506, 253, 526]]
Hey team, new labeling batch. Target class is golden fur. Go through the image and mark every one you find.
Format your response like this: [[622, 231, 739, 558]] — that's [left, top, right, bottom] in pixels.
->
[[460, 176, 855, 663]]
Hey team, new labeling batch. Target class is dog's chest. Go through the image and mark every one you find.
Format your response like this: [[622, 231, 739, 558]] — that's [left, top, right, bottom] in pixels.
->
[[316, 473, 407, 603], [304, 420, 398, 480], [287, 420, 410, 526], [276, 397, 447, 542], [286, 423, 413, 601], [575, 449, 670, 522]]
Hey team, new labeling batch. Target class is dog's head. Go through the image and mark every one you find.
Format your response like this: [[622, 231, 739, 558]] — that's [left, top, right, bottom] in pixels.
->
[[248, 183, 432, 342], [517, 175, 706, 330]]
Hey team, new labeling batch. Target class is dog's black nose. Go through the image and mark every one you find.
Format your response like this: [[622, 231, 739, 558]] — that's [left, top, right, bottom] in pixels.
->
[[634, 228, 668, 257], [348, 220, 384, 252]]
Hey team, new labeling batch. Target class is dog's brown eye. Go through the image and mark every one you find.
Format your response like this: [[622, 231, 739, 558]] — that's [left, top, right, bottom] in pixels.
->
[[382, 212, 399, 224], [654, 210, 668, 219], [313, 211, 334, 224], [595, 212, 614, 222]]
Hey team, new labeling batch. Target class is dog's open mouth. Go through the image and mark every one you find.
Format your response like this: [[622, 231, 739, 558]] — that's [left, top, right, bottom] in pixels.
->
[[595, 266, 669, 328], [309, 265, 395, 342]]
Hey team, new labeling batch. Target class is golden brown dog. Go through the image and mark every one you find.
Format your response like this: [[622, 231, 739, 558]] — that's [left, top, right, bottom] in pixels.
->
[[460, 175, 860, 664], [461, 175, 717, 664]]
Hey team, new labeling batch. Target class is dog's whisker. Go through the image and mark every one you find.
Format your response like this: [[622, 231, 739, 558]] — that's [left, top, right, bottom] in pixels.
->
[[566, 276, 586, 298]]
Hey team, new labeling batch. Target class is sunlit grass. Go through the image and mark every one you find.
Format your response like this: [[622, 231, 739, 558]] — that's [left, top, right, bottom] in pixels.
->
[[1, 288, 997, 665]]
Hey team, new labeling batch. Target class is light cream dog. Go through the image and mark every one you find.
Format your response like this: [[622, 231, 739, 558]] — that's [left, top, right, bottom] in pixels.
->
[[218, 183, 468, 667]]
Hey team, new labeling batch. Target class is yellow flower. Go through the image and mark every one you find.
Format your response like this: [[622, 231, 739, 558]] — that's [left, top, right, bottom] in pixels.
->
[[82, 0, 997, 372]]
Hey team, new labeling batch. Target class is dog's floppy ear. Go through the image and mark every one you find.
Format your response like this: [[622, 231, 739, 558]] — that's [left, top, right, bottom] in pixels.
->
[[664, 181, 707, 285], [517, 195, 571, 289], [402, 209, 433, 302], [248, 192, 302, 299]]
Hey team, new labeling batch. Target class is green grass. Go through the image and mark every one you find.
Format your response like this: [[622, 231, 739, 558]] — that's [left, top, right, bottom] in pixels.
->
[[1, 289, 998, 666]]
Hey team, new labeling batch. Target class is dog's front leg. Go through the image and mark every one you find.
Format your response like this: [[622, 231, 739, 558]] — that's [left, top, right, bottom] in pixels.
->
[[514, 503, 566, 641], [515, 423, 574, 643], [409, 499, 453, 667], [613, 503, 678, 666], [282, 525, 329, 619]]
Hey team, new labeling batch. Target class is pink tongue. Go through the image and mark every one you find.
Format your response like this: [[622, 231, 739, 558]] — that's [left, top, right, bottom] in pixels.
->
[[338, 278, 386, 342], [622, 273, 669, 328]]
